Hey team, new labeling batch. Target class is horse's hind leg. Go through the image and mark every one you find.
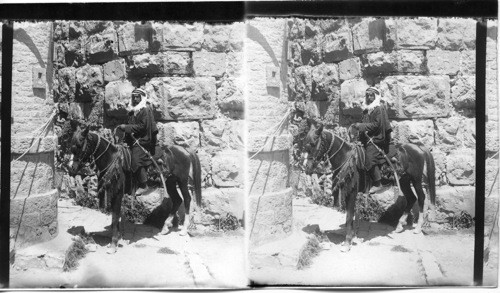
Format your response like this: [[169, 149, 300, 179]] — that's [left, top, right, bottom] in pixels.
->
[[395, 176, 416, 233], [178, 179, 192, 236], [161, 177, 182, 235], [412, 180, 426, 234]]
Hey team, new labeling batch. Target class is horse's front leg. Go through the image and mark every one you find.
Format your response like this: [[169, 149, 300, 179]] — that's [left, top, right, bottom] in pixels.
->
[[341, 192, 356, 252], [107, 190, 122, 254]]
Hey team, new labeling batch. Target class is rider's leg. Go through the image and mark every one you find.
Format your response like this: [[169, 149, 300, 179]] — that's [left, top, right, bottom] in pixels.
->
[[135, 167, 149, 195], [369, 165, 385, 193]]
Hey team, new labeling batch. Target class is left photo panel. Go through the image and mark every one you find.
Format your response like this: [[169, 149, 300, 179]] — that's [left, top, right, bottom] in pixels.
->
[[5, 20, 246, 288]]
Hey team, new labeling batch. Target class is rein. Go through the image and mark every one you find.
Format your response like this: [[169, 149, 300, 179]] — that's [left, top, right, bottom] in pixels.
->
[[314, 130, 357, 181], [77, 132, 114, 176]]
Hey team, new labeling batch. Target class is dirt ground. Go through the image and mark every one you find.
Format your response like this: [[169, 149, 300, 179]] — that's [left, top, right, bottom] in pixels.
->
[[250, 197, 498, 287], [10, 198, 247, 289]]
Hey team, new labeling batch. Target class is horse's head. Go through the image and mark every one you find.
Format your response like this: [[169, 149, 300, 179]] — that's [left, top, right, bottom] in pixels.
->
[[300, 119, 325, 175], [67, 124, 91, 177]]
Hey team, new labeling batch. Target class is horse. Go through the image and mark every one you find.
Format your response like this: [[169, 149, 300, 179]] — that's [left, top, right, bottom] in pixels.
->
[[67, 124, 202, 254], [301, 120, 436, 252]]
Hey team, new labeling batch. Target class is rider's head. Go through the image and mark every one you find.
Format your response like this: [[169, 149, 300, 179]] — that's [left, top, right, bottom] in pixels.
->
[[365, 87, 379, 105], [131, 88, 147, 107]]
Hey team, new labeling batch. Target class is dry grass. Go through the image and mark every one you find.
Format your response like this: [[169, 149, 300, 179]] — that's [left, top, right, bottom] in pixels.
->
[[62, 236, 88, 272], [296, 236, 321, 270]]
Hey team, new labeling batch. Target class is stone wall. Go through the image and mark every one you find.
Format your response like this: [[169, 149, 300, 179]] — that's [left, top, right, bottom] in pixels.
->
[[247, 18, 294, 246], [10, 21, 59, 249], [52, 20, 245, 225], [287, 17, 498, 224]]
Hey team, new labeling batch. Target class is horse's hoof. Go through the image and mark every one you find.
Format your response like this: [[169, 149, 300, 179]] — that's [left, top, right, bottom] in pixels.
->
[[179, 229, 188, 236], [340, 245, 351, 253], [160, 227, 171, 235], [106, 246, 117, 254], [395, 225, 404, 233], [413, 228, 422, 234]]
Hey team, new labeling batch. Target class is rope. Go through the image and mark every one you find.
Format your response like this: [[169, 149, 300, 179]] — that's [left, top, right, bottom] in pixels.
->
[[12, 109, 56, 163], [248, 109, 290, 160]]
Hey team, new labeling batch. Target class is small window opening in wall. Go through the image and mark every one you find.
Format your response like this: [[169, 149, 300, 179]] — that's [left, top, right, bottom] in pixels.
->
[[38, 72, 42, 79]]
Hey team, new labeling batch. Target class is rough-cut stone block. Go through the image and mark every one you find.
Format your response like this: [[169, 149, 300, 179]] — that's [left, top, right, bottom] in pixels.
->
[[248, 150, 290, 195], [301, 36, 322, 66], [229, 22, 245, 52], [486, 68, 498, 121], [247, 133, 292, 153], [104, 80, 135, 118], [435, 186, 475, 223], [322, 27, 353, 63], [288, 40, 303, 67], [339, 78, 370, 110], [192, 51, 226, 77], [248, 188, 293, 246], [85, 27, 118, 64], [103, 58, 127, 82], [396, 17, 438, 49], [129, 53, 165, 77], [451, 74, 475, 114], [293, 65, 312, 101], [311, 63, 340, 101], [446, 148, 475, 186], [10, 189, 58, 249], [117, 22, 151, 56], [397, 50, 425, 73], [217, 78, 244, 119], [201, 118, 244, 155], [202, 24, 230, 52], [364, 51, 398, 75], [157, 121, 200, 150], [226, 52, 243, 77], [53, 21, 69, 41], [391, 120, 434, 146], [288, 18, 305, 40], [163, 51, 192, 75], [56, 67, 76, 102], [486, 121, 499, 153], [146, 77, 216, 121], [202, 188, 244, 219], [460, 50, 475, 75], [437, 18, 476, 50], [212, 150, 244, 188], [427, 50, 460, 75], [161, 22, 204, 50], [11, 155, 54, 197], [435, 117, 475, 152], [338, 58, 361, 81], [63, 39, 86, 67], [384, 18, 398, 50], [75, 64, 104, 102], [380, 75, 451, 118], [351, 17, 385, 54], [11, 135, 57, 154]]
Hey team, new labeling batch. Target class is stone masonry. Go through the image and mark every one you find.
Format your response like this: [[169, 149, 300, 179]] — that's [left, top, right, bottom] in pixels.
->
[[52, 20, 245, 227], [247, 18, 294, 247], [9, 21, 59, 249], [287, 17, 498, 228]]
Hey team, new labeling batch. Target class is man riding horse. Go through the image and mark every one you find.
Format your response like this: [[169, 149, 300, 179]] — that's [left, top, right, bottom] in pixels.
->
[[353, 87, 392, 194], [118, 88, 158, 196]]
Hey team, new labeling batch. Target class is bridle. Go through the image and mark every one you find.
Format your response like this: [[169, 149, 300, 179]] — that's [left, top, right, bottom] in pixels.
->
[[310, 130, 356, 177], [73, 132, 113, 176]]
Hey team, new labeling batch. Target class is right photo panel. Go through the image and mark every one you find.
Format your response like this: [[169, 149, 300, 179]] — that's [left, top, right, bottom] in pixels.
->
[[246, 16, 498, 286]]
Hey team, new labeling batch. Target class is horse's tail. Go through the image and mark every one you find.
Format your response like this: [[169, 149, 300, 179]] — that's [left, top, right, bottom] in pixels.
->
[[189, 150, 202, 206], [423, 148, 436, 206]]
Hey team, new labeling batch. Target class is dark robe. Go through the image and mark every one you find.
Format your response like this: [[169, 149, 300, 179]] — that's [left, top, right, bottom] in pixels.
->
[[357, 101, 392, 171], [123, 104, 158, 172]]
